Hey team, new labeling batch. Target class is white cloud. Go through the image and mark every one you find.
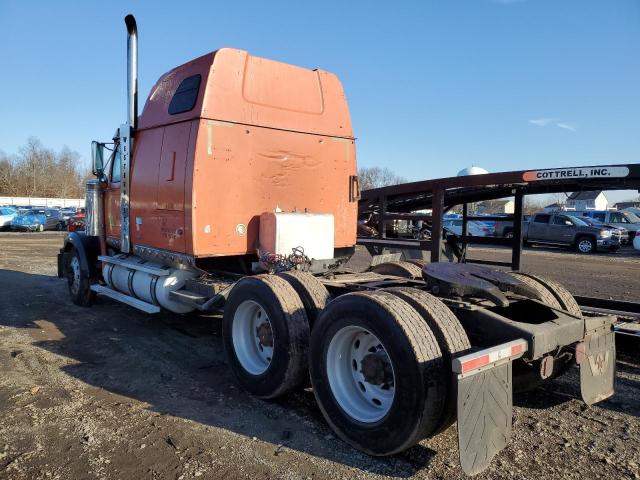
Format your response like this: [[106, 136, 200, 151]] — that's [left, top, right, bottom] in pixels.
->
[[556, 122, 577, 132], [529, 118, 556, 127], [528, 118, 577, 132]]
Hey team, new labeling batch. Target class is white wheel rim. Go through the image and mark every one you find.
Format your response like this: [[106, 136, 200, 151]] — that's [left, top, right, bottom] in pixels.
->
[[232, 300, 274, 375], [70, 256, 81, 295], [578, 240, 592, 253], [326, 326, 395, 423]]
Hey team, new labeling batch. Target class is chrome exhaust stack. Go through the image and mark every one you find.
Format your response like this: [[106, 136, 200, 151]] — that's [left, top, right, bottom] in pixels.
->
[[119, 14, 138, 254], [125, 14, 138, 130]]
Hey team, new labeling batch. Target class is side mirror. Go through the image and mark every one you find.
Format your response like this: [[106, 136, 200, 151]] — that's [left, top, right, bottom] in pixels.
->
[[91, 141, 105, 176]]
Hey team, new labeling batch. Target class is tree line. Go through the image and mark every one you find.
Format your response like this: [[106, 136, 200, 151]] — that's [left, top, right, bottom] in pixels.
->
[[0, 138, 91, 199], [358, 166, 406, 190]]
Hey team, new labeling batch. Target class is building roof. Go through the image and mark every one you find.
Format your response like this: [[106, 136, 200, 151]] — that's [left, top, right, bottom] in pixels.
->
[[544, 202, 564, 209], [567, 190, 604, 201]]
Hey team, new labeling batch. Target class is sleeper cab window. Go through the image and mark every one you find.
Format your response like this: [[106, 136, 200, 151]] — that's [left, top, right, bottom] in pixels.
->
[[168, 74, 202, 115]]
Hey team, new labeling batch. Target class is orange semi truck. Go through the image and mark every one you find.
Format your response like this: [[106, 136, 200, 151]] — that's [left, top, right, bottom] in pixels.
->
[[58, 15, 619, 475]]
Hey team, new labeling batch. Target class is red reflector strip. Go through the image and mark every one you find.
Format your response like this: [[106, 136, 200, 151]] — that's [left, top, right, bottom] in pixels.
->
[[511, 344, 524, 356], [461, 355, 490, 373], [453, 338, 528, 374]]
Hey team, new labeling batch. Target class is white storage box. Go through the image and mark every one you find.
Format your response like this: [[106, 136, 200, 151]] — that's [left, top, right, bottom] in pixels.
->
[[259, 212, 334, 260]]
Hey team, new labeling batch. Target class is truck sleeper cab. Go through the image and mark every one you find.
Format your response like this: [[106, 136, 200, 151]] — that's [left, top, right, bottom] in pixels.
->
[[103, 48, 357, 263], [58, 15, 617, 477]]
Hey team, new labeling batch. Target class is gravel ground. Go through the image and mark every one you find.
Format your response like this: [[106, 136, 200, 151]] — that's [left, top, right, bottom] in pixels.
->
[[0, 232, 638, 480]]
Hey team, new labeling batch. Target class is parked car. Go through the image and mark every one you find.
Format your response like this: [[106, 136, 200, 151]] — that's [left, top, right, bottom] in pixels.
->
[[578, 217, 629, 244], [67, 211, 86, 232], [573, 210, 640, 241], [0, 207, 17, 230], [14, 205, 32, 214], [522, 213, 619, 253], [623, 207, 640, 219], [443, 219, 492, 236], [59, 208, 78, 223], [493, 215, 531, 237], [634, 234, 640, 251], [11, 209, 65, 232]]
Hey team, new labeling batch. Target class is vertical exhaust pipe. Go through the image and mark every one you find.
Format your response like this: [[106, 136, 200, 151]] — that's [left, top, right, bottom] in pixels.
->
[[125, 14, 138, 130], [120, 14, 138, 254]]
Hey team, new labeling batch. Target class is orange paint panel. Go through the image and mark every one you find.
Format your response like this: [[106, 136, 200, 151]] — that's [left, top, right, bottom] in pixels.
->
[[138, 53, 213, 131], [129, 48, 357, 259], [242, 55, 324, 114], [190, 120, 357, 257], [157, 122, 191, 211], [137, 49, 352, 139], [130, 127, 188, 253], [204, 49, 352, 138]]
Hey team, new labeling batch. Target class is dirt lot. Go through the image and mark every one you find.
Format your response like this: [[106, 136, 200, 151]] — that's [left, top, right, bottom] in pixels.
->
[[0, 232, 639, 480]]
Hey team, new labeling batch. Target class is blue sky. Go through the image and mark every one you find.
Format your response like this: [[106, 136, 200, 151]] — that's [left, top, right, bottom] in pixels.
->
[[1, 0, 638, 202]]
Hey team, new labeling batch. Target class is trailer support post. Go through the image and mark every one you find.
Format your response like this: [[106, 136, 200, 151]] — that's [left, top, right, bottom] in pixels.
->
[[380, 194, 387, 240], [511, 189, 524, 271], [461, 203, 469, 260], [431, 188, 444, 263]]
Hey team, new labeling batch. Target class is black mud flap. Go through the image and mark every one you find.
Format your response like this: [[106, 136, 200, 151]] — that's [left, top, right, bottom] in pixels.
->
[[453, 339, 525, 476], [576, 317, 616, 405]]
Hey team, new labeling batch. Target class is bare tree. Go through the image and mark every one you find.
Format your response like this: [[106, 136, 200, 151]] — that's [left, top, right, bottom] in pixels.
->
[[358, 166, 406, 191], [0, 138, 90, 199], [524, 198, 545, 215]]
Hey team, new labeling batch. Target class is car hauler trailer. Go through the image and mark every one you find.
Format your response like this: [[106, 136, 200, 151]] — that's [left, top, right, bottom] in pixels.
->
[[58, 15, 626, 476]]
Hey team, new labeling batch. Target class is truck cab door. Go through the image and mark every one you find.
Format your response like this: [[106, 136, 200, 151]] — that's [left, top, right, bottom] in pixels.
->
[[549, 215, 575, 244], [104, 147, 122, 243]]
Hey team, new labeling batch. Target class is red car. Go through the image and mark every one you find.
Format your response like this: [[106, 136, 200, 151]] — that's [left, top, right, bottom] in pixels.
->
[[67, 212, 86, 232]]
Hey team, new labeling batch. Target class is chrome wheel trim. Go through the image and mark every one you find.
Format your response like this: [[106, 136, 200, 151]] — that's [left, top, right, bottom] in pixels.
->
[[232, 300, 274, 375], [578, 239, 593, 253], [326, 326, 395, 423]]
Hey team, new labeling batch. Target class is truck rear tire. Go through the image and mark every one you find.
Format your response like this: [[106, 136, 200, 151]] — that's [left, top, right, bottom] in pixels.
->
[[277, 271, 330, 327], [223, 275, 310, 399], [508, 272, 561, 309], [66, 247, 95, 307], [371, 261, 423, 279], [383, 287, 470, 433], [509, 272, 581, 317], [507, 272, 581, 391], [406, 259, 428, 269], [309, 291, 445, 455]]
